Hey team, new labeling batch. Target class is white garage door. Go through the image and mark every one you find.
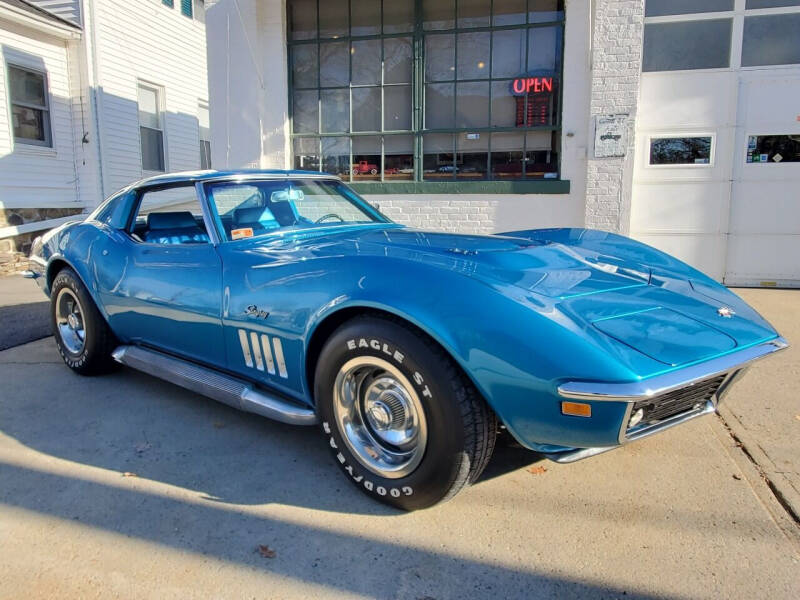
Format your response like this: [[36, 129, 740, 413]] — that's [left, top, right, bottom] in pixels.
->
[[726, 76, 800, 287]]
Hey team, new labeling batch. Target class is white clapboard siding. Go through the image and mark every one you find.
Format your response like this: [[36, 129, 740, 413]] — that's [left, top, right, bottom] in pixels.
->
[[92, 0, 209, 194], [26, 1, 81, 26], [0, 26, 80, 208]]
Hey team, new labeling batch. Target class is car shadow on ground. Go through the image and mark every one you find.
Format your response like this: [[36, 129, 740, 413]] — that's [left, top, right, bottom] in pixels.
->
[[0, 340, 771, 598], [0, 345, 543, 516], [0, 301, 50, 350]]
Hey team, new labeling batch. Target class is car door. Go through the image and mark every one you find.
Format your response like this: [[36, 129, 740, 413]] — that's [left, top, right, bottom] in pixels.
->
[[200, 179, 312, 401], [93, 183, 225, 366]]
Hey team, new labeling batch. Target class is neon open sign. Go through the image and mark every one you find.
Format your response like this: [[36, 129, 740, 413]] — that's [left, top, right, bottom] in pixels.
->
[[511, 76, 555, 96]]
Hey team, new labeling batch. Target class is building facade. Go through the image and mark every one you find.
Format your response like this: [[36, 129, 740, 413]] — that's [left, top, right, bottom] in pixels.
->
[[206, 0, 800, 287], [0, 0, 210, 268]]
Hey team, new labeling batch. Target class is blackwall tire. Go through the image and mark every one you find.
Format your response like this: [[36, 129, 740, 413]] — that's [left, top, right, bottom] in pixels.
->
[[315, 315, 497, 510], [50, 267, 118, 376]]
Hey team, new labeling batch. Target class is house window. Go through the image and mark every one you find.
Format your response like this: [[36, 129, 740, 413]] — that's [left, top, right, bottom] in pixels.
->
[[181, 0, 193, 18], [649, 136, 713, 165], [162, 0, 174, 7], [287, 0, 564, 182], [8, 65, 52, 147], [193, 0, 206, 23], [138, 83, 165, 172], [198, 102, 211, 169]]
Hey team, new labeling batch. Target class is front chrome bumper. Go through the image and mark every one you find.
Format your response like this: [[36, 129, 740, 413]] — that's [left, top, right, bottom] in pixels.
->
[[543, 337, 788, 464]]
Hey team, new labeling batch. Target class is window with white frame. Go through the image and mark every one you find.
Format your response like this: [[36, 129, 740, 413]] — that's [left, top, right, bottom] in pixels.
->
[[8, 65, 52, 147], [648, 136, 713, 165], [643, 0, 800, 71], [138, 83, 165, 172], [198, 102, 211, 169], [193, 0, 206, 23]]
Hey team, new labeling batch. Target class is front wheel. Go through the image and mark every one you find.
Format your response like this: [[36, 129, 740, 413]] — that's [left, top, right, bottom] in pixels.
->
[[50, 267, 117, 375], [315, 315, 497, 510]]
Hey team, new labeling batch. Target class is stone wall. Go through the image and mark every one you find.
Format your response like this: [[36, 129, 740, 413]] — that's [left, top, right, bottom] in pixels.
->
[[0, 208, 85, 273], [584, 0, 645, 235]]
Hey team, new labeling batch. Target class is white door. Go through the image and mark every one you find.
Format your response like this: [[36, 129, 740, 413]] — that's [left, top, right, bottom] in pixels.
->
[[726, 75, 800, 287]]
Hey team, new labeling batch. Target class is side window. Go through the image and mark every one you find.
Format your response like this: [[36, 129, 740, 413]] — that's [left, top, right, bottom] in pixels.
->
[[131, 186, 210, 245], [8, 65, 52, 147]]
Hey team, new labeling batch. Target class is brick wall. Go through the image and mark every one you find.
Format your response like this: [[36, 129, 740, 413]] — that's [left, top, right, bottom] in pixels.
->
[[365, 197, 498, 235], [584, 0, 645, 234]]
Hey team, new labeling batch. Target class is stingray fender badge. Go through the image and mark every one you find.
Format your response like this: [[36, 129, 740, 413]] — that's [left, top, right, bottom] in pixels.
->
[[245, 305, 270, 319], [717, 306, 735, 318]]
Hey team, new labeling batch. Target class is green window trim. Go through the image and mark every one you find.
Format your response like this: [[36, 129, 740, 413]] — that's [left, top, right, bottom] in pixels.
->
[[287, 0, 566, 191], [181, 0, 193, 18], [349, 179, 570, 195], [162, 0, 174, 7]]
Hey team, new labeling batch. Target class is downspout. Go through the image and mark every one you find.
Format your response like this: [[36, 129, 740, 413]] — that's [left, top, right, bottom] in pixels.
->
[[84, 0, 106, 199]]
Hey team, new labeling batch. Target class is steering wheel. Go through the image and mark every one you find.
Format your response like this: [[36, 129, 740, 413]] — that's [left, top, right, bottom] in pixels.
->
[[315, 213, 344, 223]]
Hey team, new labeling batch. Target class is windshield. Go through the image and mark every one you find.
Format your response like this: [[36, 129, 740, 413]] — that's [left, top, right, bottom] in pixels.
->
[[205, 178, 387, 241]]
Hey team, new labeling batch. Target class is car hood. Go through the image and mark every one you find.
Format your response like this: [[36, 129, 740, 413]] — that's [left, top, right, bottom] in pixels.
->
[[353, 227, 778, 368], [348, 227, 652, 298], [250, 225, 778, 370]]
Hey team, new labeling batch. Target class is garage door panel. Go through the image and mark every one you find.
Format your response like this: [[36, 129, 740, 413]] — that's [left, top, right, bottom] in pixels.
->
[[632, 233, 726, 282], [729, 182, 800, 235], [725, 234, 800, 284], [631, 182, 728, 233], [725, 76, 800, 285], [740, 77, 800, 127], [638, 72, 735, 129]]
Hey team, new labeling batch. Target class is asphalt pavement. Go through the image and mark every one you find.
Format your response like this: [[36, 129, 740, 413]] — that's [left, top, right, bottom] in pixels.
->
[[0, 275, 49, 351], [0, 289, 797, 599]]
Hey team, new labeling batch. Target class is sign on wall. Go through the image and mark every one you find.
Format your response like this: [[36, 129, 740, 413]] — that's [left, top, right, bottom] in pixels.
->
[[594, 114, 629, 158]]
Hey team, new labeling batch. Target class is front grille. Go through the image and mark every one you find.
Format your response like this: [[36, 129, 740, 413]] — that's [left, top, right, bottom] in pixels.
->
[[628, 374, 727, 429]]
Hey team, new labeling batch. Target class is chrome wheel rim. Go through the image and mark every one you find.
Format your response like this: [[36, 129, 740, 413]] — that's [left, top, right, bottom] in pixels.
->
[[333, 356, 427, 479], [55, 288, 86, 355]]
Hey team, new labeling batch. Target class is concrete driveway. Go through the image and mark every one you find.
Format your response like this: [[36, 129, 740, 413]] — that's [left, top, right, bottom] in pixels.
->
[[1, 292, 798, 599]]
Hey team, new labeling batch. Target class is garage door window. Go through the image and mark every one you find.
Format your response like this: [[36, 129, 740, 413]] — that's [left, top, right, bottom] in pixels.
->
[[746, 135, 800, 163], [645, 0, 734, 17], [649, 136, 713, 166], [643, 20, 733, 72], [742, 13, 800, 67]]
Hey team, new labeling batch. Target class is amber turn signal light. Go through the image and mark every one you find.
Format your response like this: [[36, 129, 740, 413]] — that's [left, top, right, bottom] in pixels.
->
[[561, 401, 592, 417]]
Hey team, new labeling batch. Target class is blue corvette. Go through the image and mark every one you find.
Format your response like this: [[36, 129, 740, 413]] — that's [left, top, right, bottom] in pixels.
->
[[26, 170, 787, 509]]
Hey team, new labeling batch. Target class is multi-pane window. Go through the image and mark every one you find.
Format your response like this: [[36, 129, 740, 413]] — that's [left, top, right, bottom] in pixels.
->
[[198, 102, 212, 169], [288, 0, 564, 183], [643, 0, 800, 71], [138, 83, 166, 172], [8, 65, 52, 147]]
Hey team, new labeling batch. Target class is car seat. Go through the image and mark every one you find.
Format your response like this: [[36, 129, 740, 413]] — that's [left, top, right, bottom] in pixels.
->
[[232, 206, 280, 234], [143, 212, 210, 245]]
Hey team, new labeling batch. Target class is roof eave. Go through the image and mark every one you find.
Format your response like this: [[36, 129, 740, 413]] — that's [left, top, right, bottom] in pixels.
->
[[0, 3, 82, 40]]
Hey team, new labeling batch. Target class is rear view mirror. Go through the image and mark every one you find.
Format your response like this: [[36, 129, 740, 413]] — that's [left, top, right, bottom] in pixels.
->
[[271, 189, 305, 203]]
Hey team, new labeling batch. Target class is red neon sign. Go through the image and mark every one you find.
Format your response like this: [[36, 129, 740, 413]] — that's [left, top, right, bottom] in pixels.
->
[[510, 76, 554, 96]]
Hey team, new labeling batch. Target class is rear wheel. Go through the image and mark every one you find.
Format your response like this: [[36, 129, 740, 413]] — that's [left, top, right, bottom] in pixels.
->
[[50, 267, 117, 375], [315, 315, 497, 510]]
